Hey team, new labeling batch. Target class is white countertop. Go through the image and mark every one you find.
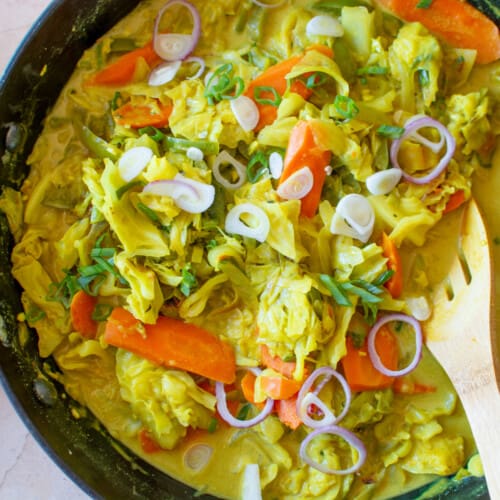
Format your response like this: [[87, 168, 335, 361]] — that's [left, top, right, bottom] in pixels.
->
[[0, 1, 90, 498]]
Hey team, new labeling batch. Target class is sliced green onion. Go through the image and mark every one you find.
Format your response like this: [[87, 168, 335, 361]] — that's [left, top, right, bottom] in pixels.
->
[[418, 68, 430, 87], [373, 269, 395, 287], [247, 151, 269, 183], [253, 86, 282, 107], [207, 417, 218, 433], [236, 403, 252, 420], [341, 282, 383, 304], [90, 247, 116, 259], [164, 136, 219, 155], [179, 264, 198, 297], [333, 95, 359, 120], [91, 303, 114, 321], [305, 72, 329, 89], [137, 202, 161, 224], [377, 125, 405, 139], [319, 274, 352, 307], [138, 126, 166, 142], [25, 305, 46, 323], [416, 0, 433, 8], [356, 65, 388, 76], [204, 63, 245, 104], [116, 180, 146, 200]]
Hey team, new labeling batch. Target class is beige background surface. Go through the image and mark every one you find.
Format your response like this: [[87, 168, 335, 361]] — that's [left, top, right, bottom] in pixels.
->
[[0, 1, 90, 498]]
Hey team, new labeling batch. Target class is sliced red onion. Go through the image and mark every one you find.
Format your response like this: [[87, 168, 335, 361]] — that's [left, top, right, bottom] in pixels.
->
[[269, 152, 284, 179], [148, 60, 182, 86], [212, 151, 247, 190], [185, 56, 206, 80], [296, 367, 351, 429], [367, 313, 423, 377], [225, 203, 270, 243], [230, 95, 260, 132], [183, 444, 213, 471], [143, 173, 215, 213], [215, 368, 274, 428], [277, 166, 314, 200], [118, 146, 154, 182], [390, 116, 456, 185], [251, 0, 286, 7], [153, 0, 201, 62], [299, 425, 367, 475], [306, 15, 344, 37], [365, 168, 402, 196], [330, 193, 374, 243], [405, 114, 445, 154]]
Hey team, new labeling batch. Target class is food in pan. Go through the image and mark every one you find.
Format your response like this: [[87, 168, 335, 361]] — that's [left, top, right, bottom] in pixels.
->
[[1, 0, 498, 497]]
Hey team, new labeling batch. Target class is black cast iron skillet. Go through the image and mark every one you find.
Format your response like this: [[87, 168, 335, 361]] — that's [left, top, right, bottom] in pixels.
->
[[0, 1, 489, 498]]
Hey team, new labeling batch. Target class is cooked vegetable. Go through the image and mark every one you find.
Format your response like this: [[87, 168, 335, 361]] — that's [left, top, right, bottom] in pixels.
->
[[278, 120, 332, 217], [375, 0, 500, 64], [381, 232, 403, 298], [104, 307, 236, 383], [113, 100, 173, 128], [70, 290, 98, 339], [87, 41, 161, 86]]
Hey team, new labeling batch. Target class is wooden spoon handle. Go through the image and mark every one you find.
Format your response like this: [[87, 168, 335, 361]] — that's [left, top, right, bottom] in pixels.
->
[[459, 373, 500, 498]]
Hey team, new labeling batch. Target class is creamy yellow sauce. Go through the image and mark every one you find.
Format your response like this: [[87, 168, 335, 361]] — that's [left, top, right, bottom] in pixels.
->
[[7, 0, 500, 498]]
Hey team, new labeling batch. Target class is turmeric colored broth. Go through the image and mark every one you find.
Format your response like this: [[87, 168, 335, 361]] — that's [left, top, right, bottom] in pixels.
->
[[3, 0, 499, 498]]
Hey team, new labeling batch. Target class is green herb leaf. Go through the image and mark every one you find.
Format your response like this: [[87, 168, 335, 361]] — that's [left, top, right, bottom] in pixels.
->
[[377, 124, 405, 139], [247, 151, 269, 183], [356, 65, 388, 76], [204, 63, 244, 104], [416, 0, 433, 8], [91, 303, 114, 321], [254, 86, 282, 107], [319, 274, 352, 307], [333, 95, 359, 120], [179, 264, 198, 297]]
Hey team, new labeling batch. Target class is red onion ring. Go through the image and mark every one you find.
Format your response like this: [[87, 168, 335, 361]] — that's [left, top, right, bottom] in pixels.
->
[[299, 425, 367, 475], [153, 0, 201, 62], [215, 367, 274, 428], [296, 367, 351, 429], [367, 313, 423, 377], [390, 116, 456, 185]]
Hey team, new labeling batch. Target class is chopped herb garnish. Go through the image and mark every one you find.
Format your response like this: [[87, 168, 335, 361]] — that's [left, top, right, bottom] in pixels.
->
[[416, 0, 433, 8], [304, 72, 329, 89], [116, 180, 145, 200], [247, 151, 269, 183], [46, 270, 81, 308], [179, 264, 198, 297], [253, 86, 282, 106], [164, 136, 219, 155], [356, 65, 388, 76], [207, 417, 218, 433], [111, 91, 123, 111], [25, 305, 46, 323], [418, 68, 430, 86], [333, 95, 359, 120], [373, 269, 395, 287], [138, 126, 165, 142], [206, 239, 218, 250], [91, 303, 114, 321], [137, 202, 161, 224], [236, 403, 252, 420], [377, 124, 405, 139], [319, 274, 388, 324], [204, 63, 244, 105]]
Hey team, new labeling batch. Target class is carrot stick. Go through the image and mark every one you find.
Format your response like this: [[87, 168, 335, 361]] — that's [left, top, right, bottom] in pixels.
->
[[279, 120, 332, 217], [259, 374, 303, 400], [260, 345, 297, 379], [113, 100, 173, 128], [443, 190, 466, 214], [374, 0, 500, 64], [341, 326, 398, 391], [381, 232, 403, 298], [275, 395, 302, 430], [87, 41, 162, 86], [241, 371, 257, 404], [70, 290, 98, 339], [104, 307, 236, 384]]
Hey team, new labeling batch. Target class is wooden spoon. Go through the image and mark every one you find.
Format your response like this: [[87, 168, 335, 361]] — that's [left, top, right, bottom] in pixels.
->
[[424, 198, 500, 498]]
